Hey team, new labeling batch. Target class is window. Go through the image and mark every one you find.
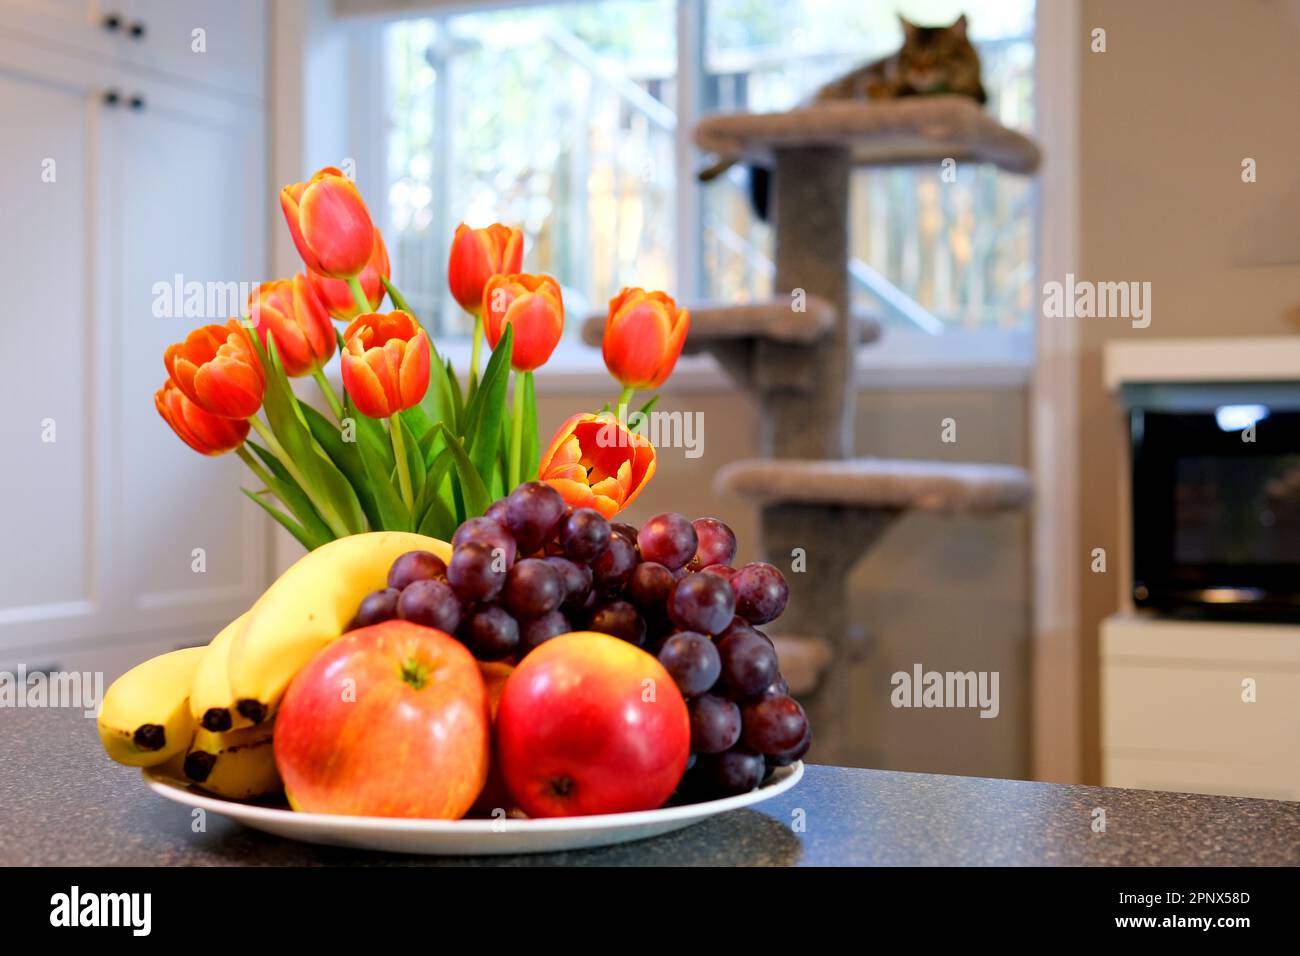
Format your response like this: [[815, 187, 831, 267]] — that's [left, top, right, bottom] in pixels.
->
[[382, 0, 1036, 343]]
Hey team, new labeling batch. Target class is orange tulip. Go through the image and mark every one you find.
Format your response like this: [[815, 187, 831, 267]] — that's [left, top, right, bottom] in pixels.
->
[[156, 379, 250, 456], [602, 288, 690, 390], [538, 412, 656, 519], [163, 320, 264, 420], [448, 223, 523, 316], [482, 273, 564, 372], [280, 167, 374, 279], [340, 310, 430, 419], [307, 227, 391, 322], [248, 274, 335, 377]]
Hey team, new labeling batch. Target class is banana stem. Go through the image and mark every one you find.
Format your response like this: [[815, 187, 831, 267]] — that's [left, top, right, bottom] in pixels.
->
[[310, 367, 344, 420], [346, 274, 371, 315], [248, 416, 349, 538], [389, 416, 415, 513], [508, 371, 526, 490]]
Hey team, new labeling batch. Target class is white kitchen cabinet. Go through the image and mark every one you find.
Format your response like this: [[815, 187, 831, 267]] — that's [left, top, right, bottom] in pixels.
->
[[1101, 614, 1300, 801], [0, 6, 269, 673], [0, 0, 265, 100], [116, 0, 267, 100]]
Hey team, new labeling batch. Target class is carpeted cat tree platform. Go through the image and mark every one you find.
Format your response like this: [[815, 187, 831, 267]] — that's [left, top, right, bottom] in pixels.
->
[[587, 97, 1039, 763]]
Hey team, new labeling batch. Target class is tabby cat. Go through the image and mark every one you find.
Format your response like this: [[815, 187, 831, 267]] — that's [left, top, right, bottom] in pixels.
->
[[699, 13, 988, 219]]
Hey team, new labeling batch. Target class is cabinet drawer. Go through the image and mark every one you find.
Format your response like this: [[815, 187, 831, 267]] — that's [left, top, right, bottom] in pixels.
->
[[1102, 662, 1300, 759], [0, 0, 266, 101], [1104, 754, 1300, 802]]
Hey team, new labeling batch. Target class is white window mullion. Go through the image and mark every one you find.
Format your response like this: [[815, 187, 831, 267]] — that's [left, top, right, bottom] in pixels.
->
[[674, 0, 703, 302]]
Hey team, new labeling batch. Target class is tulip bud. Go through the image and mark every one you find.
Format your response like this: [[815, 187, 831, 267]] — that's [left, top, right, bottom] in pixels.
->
[[155, 379, 250, 456], [538, 412, 656, 518], [482, 273, 564, 372], [163, 320, 265, 420], [248, 274, 335, 377], [307, 227, 391, 322], [280, 167, 375, 279], [340, 310, 431, 419], [448, 223, 523, 317], [602, 288, 690, 391]]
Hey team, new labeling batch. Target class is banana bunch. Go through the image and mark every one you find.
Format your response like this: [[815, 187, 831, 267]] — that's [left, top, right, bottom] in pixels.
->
[[98, 531, 451, 800]]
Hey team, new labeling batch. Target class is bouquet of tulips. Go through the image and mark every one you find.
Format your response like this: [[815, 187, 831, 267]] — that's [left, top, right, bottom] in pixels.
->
[[155, 167, 691, 549]]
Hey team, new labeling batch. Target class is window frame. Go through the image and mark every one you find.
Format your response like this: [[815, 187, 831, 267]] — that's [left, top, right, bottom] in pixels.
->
[[348, 0, 1035, 388]]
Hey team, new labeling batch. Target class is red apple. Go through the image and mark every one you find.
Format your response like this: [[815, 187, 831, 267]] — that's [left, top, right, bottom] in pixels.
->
[[496, 631, 690, 817], [274, 619, 490, 818]]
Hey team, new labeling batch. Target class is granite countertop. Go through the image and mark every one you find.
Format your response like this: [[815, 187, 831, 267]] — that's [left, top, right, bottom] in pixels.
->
[[5, 707, 1299, 866]]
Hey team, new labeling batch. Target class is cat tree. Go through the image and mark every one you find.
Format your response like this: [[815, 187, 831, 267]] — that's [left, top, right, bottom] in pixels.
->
[[586, 96, 1040, 764]]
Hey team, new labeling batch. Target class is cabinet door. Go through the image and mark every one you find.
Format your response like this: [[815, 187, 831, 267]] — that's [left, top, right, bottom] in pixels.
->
[[0, 37, 113, 649], [120, 0, 267, 100], [103, 77, 268, 640], [0, 0, 126, 63]]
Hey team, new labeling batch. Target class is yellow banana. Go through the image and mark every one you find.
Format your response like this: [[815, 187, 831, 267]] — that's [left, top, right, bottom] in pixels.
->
[[227, 531, 451, 724], [97, 646, 207, 767], [189, 613, 251, 733], [182, 723, 281, 800], [144, 744, 192, 786]]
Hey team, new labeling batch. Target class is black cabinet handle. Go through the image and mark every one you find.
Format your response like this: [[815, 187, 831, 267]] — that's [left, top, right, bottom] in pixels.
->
[[103, 89, 121, 107], [102, 13, 122, 32], [129, 94, 145, 111], [128, 21, 146, 40]]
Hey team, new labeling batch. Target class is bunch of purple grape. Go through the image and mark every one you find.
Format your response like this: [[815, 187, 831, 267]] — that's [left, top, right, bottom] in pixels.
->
[[349, 480, 809, 799]]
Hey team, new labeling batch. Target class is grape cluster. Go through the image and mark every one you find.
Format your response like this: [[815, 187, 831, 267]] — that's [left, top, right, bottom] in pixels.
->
[[348, 480, 810, 800]]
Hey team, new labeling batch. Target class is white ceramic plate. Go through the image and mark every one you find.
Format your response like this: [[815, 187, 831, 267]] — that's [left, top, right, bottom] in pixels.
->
[[144, 762, 803, 856]]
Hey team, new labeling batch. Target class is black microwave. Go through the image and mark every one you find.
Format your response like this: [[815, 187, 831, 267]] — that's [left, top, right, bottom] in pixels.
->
[[1126, 382, 1300, 620]]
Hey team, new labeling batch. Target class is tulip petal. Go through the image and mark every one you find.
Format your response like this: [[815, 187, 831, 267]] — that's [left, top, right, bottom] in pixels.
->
[[341, 349, 391, 418], [289, 170, 374, 279]]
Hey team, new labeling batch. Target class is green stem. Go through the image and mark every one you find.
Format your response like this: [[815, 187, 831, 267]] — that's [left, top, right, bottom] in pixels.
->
[[389, 416, 414, 513], [470, 313, 484, 383], [236, 444, 275, 488], [508, 372, 526, 490], [310, 367, 344, 420], [248, 416, 349, 538], [346, 274, 372, 315], [615, 385, 634, 420]]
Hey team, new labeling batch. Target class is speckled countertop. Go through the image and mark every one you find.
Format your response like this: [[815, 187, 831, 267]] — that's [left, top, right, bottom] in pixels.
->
[[4, 707, 1298, 866]]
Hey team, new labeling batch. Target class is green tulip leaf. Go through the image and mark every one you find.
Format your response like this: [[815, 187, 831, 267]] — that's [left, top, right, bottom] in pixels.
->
[[631, 394, 660, 435], [381, 275, 416, 318], [244, 439, 336, 543], [250, 331, 367, 537], [437, 423, 490, 519], [463, 323, 511, 486], [354, 428, 411, 532], [242, 488, 327, 551], [522, 370, 539, 481], [445, 358, 465, 436], [298, 404, 382, 531], [414, 446, 457, 538], [398, 413, 426, 509]]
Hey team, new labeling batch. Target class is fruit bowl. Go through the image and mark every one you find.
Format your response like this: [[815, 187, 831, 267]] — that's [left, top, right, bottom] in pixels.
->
[[144, 761, 802, 856]]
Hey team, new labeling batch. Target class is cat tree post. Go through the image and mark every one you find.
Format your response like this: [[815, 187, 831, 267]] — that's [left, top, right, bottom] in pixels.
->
[[765, 146, 853, 460], [586, 98, 1041, 765]]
